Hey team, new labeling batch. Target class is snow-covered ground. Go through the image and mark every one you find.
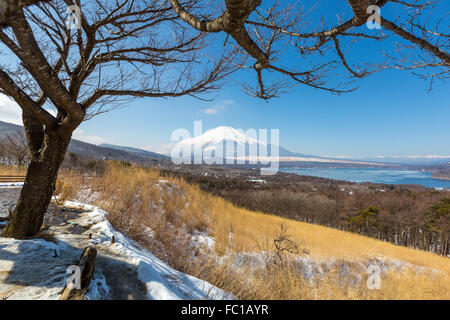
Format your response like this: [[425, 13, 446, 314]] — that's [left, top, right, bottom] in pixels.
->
[[226, 250, 440, 289], [0, 196, 232, 300], [0, 182, 24, 189]]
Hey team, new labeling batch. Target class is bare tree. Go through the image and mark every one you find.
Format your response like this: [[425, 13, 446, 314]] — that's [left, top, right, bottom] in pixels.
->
[[169, 0, 449, 97], [0, 132, 31, 166], [0, 0, 235, 238]]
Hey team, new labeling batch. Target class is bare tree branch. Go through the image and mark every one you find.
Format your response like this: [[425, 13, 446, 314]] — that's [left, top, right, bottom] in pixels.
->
[[170, 0, 449, 98]]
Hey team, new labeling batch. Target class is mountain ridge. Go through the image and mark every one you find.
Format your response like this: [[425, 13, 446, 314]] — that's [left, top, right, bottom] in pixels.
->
[[0, 120, 167, 164], [2, 121, 448, 167]]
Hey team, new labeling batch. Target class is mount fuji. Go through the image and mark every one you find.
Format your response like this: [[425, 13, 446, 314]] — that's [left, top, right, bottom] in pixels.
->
[[175, 126, 307, 159], [172, 126, 382, 166]]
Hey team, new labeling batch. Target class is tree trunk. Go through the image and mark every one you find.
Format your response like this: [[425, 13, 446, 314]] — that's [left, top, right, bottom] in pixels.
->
[[1, 130, 70, 238], [1, 1, 48, 27], [60, 246, 97, 300]]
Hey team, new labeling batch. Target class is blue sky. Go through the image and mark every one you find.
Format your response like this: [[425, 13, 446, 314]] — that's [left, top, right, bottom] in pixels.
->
[[0, 0, 449, 158], [73, 66, 449, 157]]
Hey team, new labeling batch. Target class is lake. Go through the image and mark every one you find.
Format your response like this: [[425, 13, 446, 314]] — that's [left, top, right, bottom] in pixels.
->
[[279, 167, 450, 189]]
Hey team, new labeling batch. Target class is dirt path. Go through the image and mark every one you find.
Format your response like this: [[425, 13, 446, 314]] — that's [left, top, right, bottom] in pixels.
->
[[0, 188, 147, 300]]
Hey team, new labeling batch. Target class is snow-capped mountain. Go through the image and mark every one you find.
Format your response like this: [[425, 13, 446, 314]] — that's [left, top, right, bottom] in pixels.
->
[[178, 126, 266, 152], [172, 126, 395, 166], [174, 126, 320, 159], [179, 126, 264, 148], [175, 126, 295, 159]]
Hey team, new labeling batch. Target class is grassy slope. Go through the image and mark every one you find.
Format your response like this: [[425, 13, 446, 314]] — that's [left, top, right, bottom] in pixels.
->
[[52, 163, 450, 299]]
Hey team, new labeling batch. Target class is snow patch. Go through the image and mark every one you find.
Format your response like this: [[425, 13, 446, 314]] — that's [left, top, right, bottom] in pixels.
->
[[0, 237, 76, 300], [65, 201, 232, 300], [192, 231, 215, 251], [85, 271, 110, 300], [1, 199, 231, 300], [0, 182, 24, 188]]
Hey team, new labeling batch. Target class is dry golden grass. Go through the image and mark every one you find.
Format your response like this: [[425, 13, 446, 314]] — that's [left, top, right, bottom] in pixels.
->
[[54, 169, 86, 204], [54, 162, 449, 300], [0, 165, 27, 176]]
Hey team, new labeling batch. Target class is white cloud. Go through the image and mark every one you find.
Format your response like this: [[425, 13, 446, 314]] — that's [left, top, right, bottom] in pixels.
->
[[400, 155, 450, 159], [72, 129, 108, 145], [0, 94, 22, 125], [328, 155, 356, 159], [0, 94, 58, 125], [201, 99, 234, 115], [202, 108, 220, 115], [0, 94, 107, 145]]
